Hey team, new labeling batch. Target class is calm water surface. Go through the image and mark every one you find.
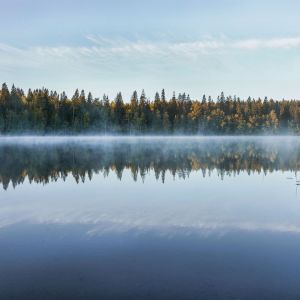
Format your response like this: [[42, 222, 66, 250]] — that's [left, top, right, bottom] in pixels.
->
[[1, 136, 300, 299]]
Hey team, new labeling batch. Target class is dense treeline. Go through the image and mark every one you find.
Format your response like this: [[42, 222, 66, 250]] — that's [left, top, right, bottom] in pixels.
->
[[1, 83, 300, 134], [1, 139, 300, 189]]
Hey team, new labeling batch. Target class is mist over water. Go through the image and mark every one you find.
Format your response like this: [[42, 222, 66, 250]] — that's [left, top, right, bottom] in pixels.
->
[[0, 135, 299, 189], [0, 134, 299, 143], [1, 136, 300, 299]]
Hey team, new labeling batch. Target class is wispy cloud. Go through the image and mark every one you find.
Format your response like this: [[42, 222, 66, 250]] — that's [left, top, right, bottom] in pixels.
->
[[1, 36, 300, 69], [85, 35, 300, 54], [234, 37, 300, 50]]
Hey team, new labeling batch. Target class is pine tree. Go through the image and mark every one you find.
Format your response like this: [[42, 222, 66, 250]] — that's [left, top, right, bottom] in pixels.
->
[[161, 89, 166, 102]]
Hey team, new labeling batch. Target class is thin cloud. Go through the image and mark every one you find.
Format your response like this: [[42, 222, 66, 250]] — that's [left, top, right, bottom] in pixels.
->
[[234, 37, 300, 50], [1, 36, 300, 69], [0, 35, 300, 72]]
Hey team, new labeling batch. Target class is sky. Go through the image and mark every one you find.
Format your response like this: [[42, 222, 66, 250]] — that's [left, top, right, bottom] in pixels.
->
[[1, 0, 300, 100]]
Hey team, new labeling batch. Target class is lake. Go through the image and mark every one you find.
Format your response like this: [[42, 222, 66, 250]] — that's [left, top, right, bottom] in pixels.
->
[[1, 136, 300, 299]]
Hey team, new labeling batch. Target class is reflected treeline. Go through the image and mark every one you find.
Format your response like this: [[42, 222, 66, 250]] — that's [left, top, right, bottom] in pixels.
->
[[1, 139, 300, 189]]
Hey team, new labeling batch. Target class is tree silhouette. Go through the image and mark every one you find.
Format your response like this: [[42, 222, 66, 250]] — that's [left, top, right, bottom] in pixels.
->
[[0, 83, 300, 134]]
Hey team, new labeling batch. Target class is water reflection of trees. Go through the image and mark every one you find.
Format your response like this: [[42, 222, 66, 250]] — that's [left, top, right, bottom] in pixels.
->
[[1, 140, 300, 189]]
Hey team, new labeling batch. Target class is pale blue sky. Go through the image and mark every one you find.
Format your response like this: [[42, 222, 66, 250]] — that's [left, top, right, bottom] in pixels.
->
[[1, 0, 300, 100]]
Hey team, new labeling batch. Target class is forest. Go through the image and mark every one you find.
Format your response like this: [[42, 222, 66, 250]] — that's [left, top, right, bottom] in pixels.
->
[[0, 82, 299, 134]]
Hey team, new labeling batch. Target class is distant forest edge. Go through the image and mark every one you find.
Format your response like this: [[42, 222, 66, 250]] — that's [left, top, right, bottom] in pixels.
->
[[0, 83, 300, 134]]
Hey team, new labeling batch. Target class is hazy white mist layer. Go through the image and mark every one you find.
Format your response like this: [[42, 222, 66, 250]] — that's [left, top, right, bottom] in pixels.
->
[[0, 135, 299, 144]]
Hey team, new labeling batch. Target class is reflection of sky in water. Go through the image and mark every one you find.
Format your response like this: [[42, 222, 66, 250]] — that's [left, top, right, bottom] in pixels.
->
[[2, 138, 300, 298], [1, 168, 299, 236]]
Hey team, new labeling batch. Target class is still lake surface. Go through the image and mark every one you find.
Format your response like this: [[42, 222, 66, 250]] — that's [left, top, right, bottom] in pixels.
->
[[1, 136, 300, 299]]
